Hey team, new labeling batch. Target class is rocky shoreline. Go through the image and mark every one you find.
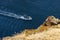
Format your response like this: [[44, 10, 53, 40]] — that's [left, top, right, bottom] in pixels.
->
[[3, 16, 60, 40]]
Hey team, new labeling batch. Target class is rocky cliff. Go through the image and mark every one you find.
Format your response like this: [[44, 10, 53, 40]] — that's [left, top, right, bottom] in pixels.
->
[[3, 16, 60, 40]]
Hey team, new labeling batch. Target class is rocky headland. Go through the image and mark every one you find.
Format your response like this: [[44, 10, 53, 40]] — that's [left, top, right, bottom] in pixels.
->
[[3, 16, 60, 40]]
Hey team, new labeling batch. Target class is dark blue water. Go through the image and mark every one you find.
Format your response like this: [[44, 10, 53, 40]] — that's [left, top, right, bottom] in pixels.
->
[[0, 0, 60, 38]]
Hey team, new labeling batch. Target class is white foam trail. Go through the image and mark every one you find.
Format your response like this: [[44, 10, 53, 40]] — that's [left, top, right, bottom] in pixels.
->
[[0, 10, 32, 20], [0, 10, 21, 19]]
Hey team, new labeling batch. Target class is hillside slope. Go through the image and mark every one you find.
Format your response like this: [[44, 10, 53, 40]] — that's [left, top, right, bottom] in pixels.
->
[[3, 16, 60, 40]]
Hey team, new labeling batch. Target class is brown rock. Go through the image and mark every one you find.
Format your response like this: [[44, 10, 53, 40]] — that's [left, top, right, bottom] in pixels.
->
[[43, 16, 60, 26]]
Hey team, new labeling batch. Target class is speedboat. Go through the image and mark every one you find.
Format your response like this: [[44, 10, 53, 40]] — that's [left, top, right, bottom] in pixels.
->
[[20, 15, 32, 20]]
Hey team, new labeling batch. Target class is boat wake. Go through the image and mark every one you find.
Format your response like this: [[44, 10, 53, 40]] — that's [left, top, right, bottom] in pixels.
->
[[0, 10, 32, 20]]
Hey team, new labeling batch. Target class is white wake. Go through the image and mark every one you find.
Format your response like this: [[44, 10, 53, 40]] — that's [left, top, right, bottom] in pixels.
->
[[0, 10, 32, 20]]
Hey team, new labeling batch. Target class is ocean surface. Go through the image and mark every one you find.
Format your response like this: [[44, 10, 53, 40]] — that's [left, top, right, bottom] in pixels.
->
[[0, 0, 60, 38]]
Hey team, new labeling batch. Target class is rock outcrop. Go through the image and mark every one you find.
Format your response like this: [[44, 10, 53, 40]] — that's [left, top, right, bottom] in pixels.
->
[[43, 16, 60, 26], [3, 16, 60, 40]]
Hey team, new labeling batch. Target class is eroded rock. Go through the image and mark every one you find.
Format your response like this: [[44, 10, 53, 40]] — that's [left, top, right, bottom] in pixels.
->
[[43, 16, 60, 26]]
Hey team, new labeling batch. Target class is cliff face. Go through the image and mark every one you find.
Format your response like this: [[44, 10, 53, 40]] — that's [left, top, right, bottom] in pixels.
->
[[3, 16, 60, 40]]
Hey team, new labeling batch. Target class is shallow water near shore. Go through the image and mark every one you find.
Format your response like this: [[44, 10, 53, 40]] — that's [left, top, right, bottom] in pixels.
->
[[0, 0, 60, 38]]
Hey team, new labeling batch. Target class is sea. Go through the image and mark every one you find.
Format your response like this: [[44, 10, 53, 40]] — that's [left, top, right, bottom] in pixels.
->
[[0, 0, 60, 38]]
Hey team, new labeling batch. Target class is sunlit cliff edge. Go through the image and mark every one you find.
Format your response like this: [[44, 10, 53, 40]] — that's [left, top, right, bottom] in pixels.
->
[[3, 16, 60, 40]]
